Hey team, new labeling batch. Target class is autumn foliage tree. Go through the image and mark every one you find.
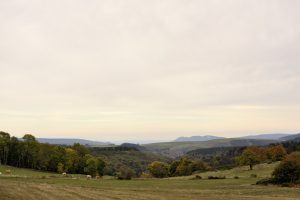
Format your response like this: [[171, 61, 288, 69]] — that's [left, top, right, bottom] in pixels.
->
[[237, 146, 262, 170], [266, 144, 287, 162], [237, 145, 288, 170]]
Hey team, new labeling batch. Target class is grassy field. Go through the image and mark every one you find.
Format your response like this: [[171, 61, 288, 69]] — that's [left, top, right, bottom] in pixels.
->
[[1, 163, 300, 200]]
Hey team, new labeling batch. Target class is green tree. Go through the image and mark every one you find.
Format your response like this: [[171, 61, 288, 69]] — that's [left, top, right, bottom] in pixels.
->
[[65, 148, 77, 173], [84, 156, 106, 177], [148, 161, 169, 178], [22, 134, 40, 168], [169, 160, 180, 176], [97, 158, 106, 176], [36, 143, 53, 170], [175, 158, 193, 176], [57, 162, 64, 173], [84, 156, 98, 177], [0, 131, 10, 165], [48, 146, 66, 172], [72, 143, 89, 174], [8, 136, 21, 167]]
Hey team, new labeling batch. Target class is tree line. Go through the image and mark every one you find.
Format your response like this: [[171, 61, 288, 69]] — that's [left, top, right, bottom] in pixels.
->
[[0, 131, 212, 179], [147, 158, 210, 178], [1, 131, 299, 182], [0, 131, 105, 177]]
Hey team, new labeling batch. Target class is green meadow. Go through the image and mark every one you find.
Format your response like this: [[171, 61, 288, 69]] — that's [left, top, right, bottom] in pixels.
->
[[1, 163, 299, 200]]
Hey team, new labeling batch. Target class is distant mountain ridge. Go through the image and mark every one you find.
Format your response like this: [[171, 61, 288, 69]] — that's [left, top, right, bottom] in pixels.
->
[[37, 138, 112, 146], [174, 133, 299, 142], [241, 133, 291, 140], [279, 133, 300, 141], [174, 135, 225, 142]]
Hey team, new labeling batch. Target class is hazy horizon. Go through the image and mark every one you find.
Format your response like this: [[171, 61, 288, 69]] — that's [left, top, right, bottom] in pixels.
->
[[1, 0, 300, 141]]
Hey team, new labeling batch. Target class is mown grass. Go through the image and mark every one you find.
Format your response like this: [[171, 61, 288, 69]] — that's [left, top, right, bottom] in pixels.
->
[[1, 163, 299, 200], [0, 165, 57, 177], [0, 165, 86, 178]]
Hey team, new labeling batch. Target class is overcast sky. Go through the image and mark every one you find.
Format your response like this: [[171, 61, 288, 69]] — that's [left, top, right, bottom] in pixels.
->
[[0, 0, 300, 141]]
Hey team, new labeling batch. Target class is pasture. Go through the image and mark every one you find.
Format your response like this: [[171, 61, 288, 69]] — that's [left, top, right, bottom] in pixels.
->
[[1, 163, 299, 200]]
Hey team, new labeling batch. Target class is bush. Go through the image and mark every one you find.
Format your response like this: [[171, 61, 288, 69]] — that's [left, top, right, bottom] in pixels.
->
[[169, 158, 211, 177], [116, 167, 135, 180], [272, 151, 300, 184], [234, 176, 239, 179], [250, 174, 257, 178], [175, 158, 193, 176], [256, 178, 275, 185], [148, 161, 169, 178], [257, 151, 300, 186], [57, 163, 64, 174], [140, 172, 152, 178], [208, 176, 226, 179], [195, 175, 202, 179], [281, 183, 294, 187]]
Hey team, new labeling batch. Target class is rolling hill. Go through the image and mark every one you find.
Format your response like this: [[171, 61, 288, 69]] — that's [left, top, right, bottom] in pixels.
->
[[37, 138, 113, 146], [279, 133, 300, 141], [90, 146, 170, 175], [143, 138, 276, 158], [174, 135, 225, 142], [241, 133, 291, 140]]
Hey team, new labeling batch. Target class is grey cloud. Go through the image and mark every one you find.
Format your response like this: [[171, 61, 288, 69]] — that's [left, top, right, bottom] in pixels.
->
[[0, 0, 300, 139]]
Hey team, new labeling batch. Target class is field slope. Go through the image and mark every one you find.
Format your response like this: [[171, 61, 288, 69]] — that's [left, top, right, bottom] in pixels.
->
[[1, 163, 300, 200]]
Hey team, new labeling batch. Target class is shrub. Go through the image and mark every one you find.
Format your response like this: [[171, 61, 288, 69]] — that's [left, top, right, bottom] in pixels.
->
[[169, 160, 180, 176], [208, 176, 226, 179], [272, 151, 300, 184], [190, 160, 210, 173], [281, 183, 294, 187], [250, 174, 257, 178], [57, 163, 64, 174], [195, 175, 202, 179], [169, 158, 211, 177], [256, 178, 275, 185], [175, 158, 193, 176], [234, 176, 239, 179], [116, 167, 135, 180], [148, 161, 169, 178], [140, 172, 152, 178]]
